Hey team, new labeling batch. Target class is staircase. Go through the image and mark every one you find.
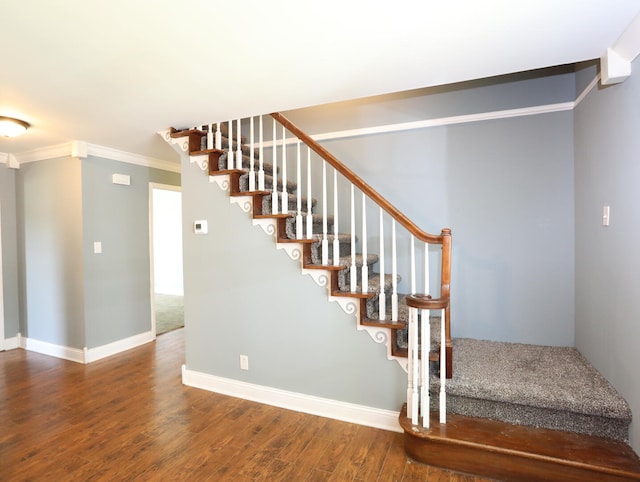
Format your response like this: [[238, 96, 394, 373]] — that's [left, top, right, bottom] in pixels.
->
[[162, 114, 640, 481]]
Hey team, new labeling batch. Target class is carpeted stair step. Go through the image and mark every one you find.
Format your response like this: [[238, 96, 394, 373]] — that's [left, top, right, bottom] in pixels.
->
[[284, 212, 334, 240], [429, 338, 633, 442], [310, 233, 355, 264], [218, 151, 276, 177], [262, 191, 318, 216], [235, 172, 297, 196]]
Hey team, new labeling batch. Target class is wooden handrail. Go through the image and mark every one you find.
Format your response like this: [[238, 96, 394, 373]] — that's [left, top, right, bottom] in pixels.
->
[[271, 112, 448, 245]]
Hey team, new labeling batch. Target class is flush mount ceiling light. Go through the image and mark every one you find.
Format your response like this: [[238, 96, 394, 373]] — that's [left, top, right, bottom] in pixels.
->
[[0, 116, 30, 137]]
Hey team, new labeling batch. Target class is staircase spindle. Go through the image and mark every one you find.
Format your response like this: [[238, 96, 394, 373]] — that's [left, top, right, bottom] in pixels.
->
[[207, 124, 213, 150], [410, 235, 416, 294], [391, 220, 398, 320], [379, 208, 386, 320], [306, 147, 313, 239], [350, 184, 357, 292], [249, 117, 256, 191], [333, 169, 340, 266], [271, 118, 278, 214], [296, 140, 303, 239], [409, 306, 419, 424], [227, 120, 234, 170], [215, 123, 222, 150], [421, 308, 430, 428], [236, 119, 242, 170], [281, 126, 289, 214], [321, 160, 328, 265], [440, 307, 447, 423], [258, 116, 265, 190], [421, 240, 430, 427], [361, 193, 368, 293]]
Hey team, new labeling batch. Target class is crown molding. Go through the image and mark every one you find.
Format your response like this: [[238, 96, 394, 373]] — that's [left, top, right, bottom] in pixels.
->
[[8, 141, 179, 173]]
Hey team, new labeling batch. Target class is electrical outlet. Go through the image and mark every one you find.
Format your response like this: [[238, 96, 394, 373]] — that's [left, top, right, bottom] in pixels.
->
[[240, 355, 249, 370]]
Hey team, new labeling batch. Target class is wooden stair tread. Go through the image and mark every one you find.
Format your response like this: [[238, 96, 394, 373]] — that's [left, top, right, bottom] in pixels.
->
[[400, 405, 640, 481]]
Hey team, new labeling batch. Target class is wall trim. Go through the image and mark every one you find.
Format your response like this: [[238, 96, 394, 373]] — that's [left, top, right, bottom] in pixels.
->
[[20, 335, 85, 363], [11, 142, 180, 173], [19, 330, 155, 363], [3, 336, 19, 350], [258, 75, 600, 148], [84, 330, 155, 363], [182, 366, 402, 433]]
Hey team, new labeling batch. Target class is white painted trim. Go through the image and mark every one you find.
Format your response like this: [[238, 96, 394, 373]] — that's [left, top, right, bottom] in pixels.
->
[[84, 330, 155, 363], [20, 336, 85, 363], [11, 141, 180, 173], [182, 366, 402, 433], [3, 336, 18, 350], [575, 74, 601, 107]]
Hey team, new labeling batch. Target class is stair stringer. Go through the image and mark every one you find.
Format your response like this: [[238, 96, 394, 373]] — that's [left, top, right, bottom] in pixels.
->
[[161, 128, 408, 370]]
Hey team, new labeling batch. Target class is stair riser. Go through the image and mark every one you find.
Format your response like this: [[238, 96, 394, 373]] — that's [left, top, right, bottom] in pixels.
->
[[262, 194, 318, 216]]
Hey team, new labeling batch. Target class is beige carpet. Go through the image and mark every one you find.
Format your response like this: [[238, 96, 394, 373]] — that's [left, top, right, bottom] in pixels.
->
[[155, 293, 184, 335]]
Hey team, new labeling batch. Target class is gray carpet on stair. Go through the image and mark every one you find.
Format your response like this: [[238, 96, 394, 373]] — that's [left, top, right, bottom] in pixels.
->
[[432, 338, 632, 441]]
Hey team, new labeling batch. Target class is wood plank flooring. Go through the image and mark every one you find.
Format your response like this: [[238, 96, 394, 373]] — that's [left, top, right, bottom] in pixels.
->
[[0, 329, 492, 481]]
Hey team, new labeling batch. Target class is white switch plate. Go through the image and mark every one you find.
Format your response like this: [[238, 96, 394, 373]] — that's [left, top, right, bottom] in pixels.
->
[[602, 205, 610, 227], [194, 220, 208, 234], [94, 241, 102, 254], [240, 355, 249, 370]]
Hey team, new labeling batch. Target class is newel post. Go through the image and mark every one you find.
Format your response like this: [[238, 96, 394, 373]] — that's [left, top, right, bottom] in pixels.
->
[[441, 228, 453, 379]]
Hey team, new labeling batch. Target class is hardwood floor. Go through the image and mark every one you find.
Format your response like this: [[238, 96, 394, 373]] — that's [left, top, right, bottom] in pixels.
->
[[0, 329, 492, 481]]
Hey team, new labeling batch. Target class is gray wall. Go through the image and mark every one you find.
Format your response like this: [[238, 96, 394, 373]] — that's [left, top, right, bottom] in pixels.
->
[[81, 156, 180, 348], [181, 157, 406, 409], [284, 70, 576, 346], [574, 59, 640, 450], [17, 157, 86, 348], [0, 164, 20, 339], [181, 69, 577, 412], [15, 154, 179, 350]]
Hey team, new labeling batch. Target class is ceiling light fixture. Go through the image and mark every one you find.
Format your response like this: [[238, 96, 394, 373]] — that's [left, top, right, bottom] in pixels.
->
[[0, 116, 30, 137]]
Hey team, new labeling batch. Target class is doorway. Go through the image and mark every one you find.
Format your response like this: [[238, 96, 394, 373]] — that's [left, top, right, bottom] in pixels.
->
[[149, 184, 184, 335]]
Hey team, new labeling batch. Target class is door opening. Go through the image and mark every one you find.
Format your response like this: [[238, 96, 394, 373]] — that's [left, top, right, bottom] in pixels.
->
[[149, 184, 183, 336]]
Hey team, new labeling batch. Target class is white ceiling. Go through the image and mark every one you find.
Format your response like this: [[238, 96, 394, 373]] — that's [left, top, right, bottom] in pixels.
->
[[1, 0, 640, 163]]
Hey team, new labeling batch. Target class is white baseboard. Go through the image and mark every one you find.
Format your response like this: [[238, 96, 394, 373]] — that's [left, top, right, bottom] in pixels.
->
[[3, 336, 19, 350], [20, 330, 155, 364], [21, 336, 85, 363], [182, 366, 402, 433], [85, 330, 155, 363]]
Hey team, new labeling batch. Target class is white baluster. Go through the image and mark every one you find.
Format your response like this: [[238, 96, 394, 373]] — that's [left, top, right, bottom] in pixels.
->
[[236, 119, 242, 170], [333, 169, 340, 266], [409, 307, 420, 424], [215, 123, 222, 150], [350, 184, 357, 292], [321, 160, 328, 265], [227, 120, 234, 170], [379, 208, 385, 320], [440, 308, 447, 424], [361, 193, 368, 293], [271, 118, 278, 215], [296, 140, 303, 239], [249, 117, 256, 191], [306, 147, 313, 239], [281, 126, 288, 214], [258, 116, 265, 191], [391, 220, 398, 321], [407, 306, 415, 420], [421, 309, 430, 428], [207, 124, 213, 150], [410, 235, 416, 295], [421, 241, 430, 427]]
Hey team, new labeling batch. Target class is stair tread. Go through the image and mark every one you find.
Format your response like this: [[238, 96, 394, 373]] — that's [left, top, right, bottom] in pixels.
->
[[400, 406, 640, 481]]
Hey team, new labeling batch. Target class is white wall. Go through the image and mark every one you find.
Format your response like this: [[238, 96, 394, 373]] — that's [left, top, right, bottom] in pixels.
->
[[152, 187, 183, 296]]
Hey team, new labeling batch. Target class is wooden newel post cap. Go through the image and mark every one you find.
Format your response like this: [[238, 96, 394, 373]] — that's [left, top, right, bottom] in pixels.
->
[[406, 294, 449, 310]]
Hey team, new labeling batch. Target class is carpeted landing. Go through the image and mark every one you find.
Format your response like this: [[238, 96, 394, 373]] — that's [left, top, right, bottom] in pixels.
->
[[432, 338, 632, 441], [155, 293, 184, 335]]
